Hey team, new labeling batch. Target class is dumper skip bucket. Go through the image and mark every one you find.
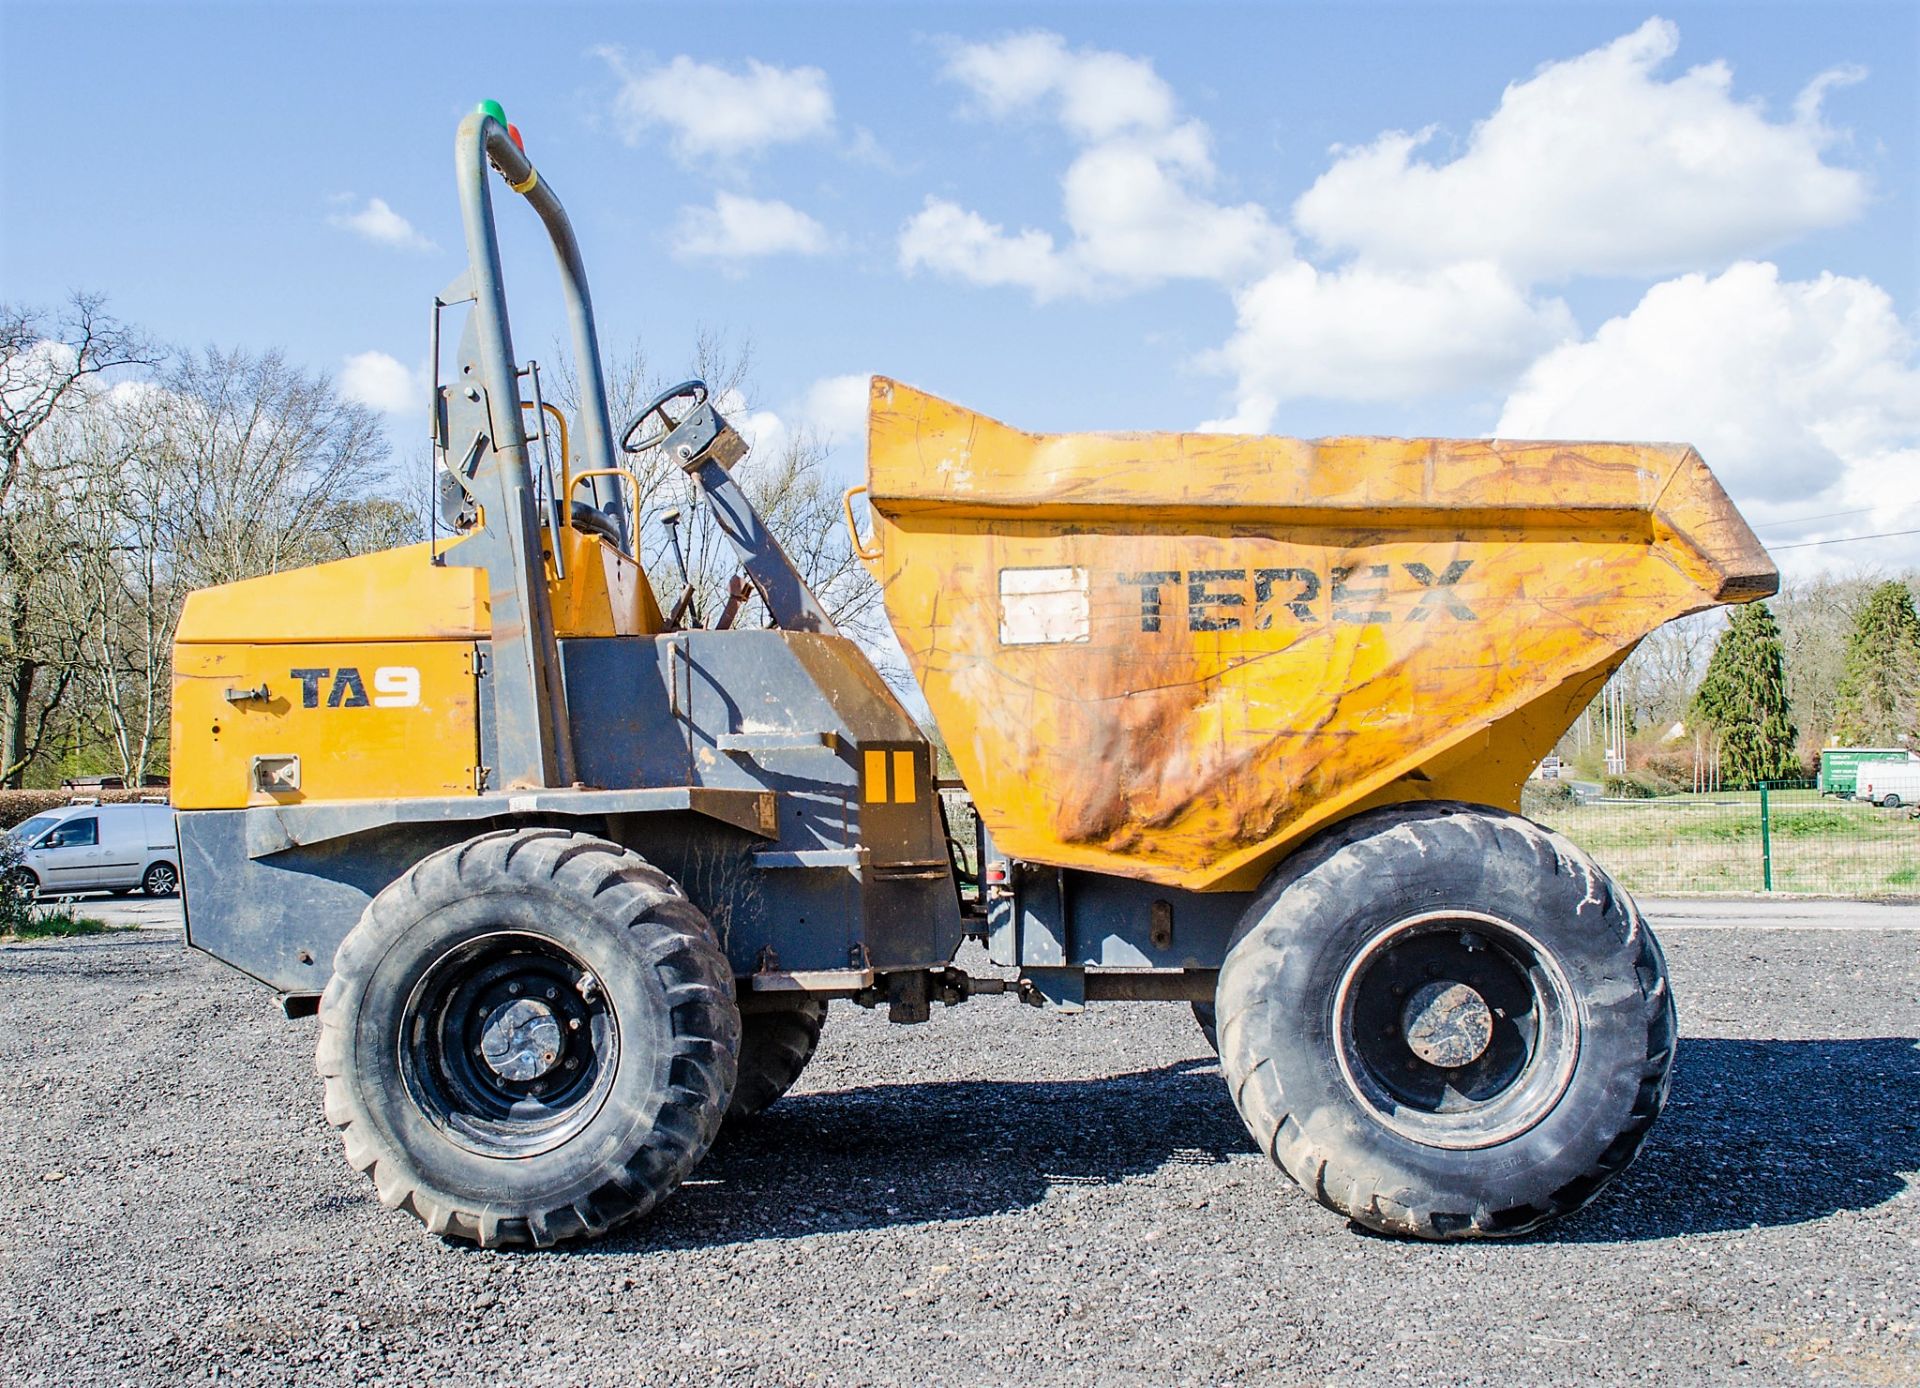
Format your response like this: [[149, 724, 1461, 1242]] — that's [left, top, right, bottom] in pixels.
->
[[862, 378, 1776, 893]]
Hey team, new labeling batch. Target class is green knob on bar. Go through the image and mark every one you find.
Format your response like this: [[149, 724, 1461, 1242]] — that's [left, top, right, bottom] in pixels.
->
[[477, 99, 507, 126]]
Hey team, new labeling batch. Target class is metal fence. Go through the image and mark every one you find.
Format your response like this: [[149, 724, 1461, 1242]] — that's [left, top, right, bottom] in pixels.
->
[[1521, 779, 1920, 897]]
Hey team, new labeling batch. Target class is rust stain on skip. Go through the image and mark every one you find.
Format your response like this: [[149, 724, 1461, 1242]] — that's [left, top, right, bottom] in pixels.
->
[[865, 377, 1776, 894]]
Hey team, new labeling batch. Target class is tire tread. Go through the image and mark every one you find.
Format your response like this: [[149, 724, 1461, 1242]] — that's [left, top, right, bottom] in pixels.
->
[[1216, 801, 1676, 1240], [316, 829, 737, 1248]]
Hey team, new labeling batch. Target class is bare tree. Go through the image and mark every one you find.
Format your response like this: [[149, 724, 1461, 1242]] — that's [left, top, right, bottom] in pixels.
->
[[1620, 609, 1724, 736], [0, 293, 156, 511], [57, 384, 174, 783], [155, 347, 393, 590], [0, 296, 156, 785], [3, 309, 403, 786]]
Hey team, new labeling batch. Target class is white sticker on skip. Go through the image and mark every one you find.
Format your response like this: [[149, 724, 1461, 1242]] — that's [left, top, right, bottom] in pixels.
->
[[999, 566, 1090, 646]]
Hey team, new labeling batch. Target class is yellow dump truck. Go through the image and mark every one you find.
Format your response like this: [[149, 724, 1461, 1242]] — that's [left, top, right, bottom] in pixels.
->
[[170, 104, 1774, 1247]]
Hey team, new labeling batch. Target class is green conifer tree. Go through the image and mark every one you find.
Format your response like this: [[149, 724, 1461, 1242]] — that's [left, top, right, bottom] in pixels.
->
[[1690, 601, 1799, 786], [1832, 581, 1920, 746]]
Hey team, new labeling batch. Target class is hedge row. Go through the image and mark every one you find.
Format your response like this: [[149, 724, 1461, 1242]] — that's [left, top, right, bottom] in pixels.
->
[[0, 788, 170, 830]]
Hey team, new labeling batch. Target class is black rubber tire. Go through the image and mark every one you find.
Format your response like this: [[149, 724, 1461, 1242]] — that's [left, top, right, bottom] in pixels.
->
[[1883, 794, 1903, 809], [727, 999, 827, 1121], [6, 868, 37, 903], [141, 861, 178, 897], [1191, 1001, 1219, 1055], [1216, 801, 1675, 1241], [316, 828, 739, 1247]]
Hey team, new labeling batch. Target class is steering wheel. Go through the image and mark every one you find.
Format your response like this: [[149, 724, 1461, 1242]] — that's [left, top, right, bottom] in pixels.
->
[[620, 379, 709, 455]]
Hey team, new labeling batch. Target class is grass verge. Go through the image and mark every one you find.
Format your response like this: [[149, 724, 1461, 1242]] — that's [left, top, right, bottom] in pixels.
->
[[1526, 791, 1920, 896], [2, 906, 125, 941]]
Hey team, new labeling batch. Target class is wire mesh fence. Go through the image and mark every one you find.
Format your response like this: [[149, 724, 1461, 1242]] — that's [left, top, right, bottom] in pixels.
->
[[1520, 779, 1920, 897]]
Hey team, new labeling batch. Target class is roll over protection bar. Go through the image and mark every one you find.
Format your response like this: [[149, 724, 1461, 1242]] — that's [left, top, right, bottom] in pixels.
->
[[453, 110, 627, 543]]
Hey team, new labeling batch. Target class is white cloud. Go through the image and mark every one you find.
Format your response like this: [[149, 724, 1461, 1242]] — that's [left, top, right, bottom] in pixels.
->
[[711, 387, 791, 462], [708, 379, 870, 462], [1496, 262, 1920, 565], [338, 351, 423, 415], [328, 197, 435, 252], [906, 15, 1895, 503], [1062, 130, 1284, 285], [1198, 20, 1876, 425], [601, 51, 834, 163], [944, 30, 1177, 140], [671, 193, 832, 269], [1294, 18, 1867, 281], [800, 373, 871, 449], [1201, 261, 1576, 427], [901, 33, 1285, 297], [898, 197, 1086, 300]]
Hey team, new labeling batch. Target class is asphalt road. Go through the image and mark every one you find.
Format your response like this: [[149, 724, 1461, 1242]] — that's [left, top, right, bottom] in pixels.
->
[[1, 900, 1915, 1387]]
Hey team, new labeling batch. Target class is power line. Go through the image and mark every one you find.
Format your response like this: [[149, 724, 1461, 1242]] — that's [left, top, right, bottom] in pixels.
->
[[1752, 506, 1878, 532], [1771, 526, 1920, 551]]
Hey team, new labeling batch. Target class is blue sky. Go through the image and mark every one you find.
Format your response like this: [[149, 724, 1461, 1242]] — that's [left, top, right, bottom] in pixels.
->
[[4, 1, 1916, 570]]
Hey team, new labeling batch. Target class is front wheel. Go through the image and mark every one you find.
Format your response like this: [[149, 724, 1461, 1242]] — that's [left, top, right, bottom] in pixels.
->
[[316, 828, 739, 1246], [1216, 802, 1674, 1240], [1883, 794, 1904, 809]]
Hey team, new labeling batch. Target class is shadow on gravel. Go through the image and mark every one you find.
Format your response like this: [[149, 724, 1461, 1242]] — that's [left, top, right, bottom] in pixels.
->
[[614, 1038, 1920, 1253], [588, 1058, 1256, 1253], [1550, 1036, 1920, 1243]]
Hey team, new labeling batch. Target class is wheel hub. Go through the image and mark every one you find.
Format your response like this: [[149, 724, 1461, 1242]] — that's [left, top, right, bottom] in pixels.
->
[[479, 998, 564, 1081], [399, 932, 619, 1159], [1334, 910, 1580, 1150], [1401, 981, 1494, 1068]]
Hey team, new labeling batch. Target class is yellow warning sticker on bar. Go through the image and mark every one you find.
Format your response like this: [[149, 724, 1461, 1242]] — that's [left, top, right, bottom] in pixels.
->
[[864, 749, 889, 802], [892, 749, 916, 803]]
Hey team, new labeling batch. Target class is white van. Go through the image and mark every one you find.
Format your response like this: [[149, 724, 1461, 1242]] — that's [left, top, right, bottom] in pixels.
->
[[1856, 762, 1920, 809], [5, 802, 179, 898]]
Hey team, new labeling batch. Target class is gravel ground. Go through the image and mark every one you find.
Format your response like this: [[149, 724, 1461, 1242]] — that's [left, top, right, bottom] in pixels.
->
[[1, 905, 1916, 1387]]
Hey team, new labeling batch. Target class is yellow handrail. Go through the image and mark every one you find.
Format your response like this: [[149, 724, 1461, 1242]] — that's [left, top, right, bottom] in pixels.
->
[[569, 467, 642, 540], [843, 485, 881, 562]]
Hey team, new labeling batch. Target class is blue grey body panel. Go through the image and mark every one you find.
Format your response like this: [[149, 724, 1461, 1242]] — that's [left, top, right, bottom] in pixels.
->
[[988, 864, 1253, 973]]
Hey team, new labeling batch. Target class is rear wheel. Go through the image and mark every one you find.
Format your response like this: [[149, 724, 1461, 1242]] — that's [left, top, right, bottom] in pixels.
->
[[1217, 802, 1674, 1240], [316, 828, 739, 1246], [1191, 1001, 1219, 1055], [727, 999, 827, 1120]]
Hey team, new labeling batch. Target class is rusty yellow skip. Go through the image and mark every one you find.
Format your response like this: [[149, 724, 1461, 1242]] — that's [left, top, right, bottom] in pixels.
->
[[862, 377, 1774, 893]]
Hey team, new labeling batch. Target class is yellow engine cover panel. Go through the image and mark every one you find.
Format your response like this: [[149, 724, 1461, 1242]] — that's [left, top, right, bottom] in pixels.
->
[[171, 640, 480, 809]]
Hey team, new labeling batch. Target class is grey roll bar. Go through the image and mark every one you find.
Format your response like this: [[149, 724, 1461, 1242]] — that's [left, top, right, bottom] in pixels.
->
[[441, 107, 636, 791], [453, 111, 627, 542]]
